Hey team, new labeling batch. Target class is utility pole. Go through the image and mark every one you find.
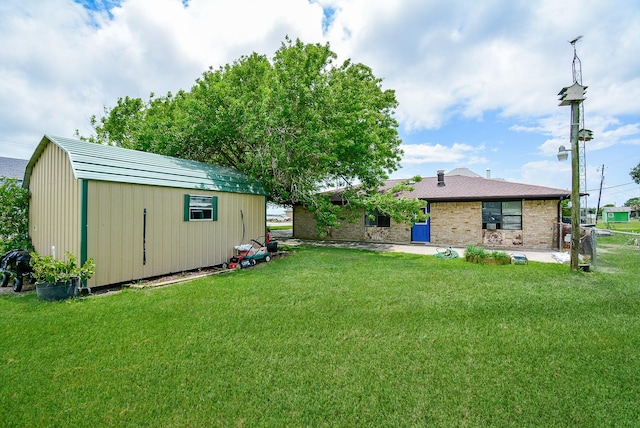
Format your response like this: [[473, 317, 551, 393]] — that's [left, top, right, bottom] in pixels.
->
[[570, 99, 581, 271], [595, 164, 604, 223], [558, 36, 588, 271]]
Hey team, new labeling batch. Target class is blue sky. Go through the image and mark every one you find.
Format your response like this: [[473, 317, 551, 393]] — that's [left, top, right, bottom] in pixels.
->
[[1, 0, 639, 207]]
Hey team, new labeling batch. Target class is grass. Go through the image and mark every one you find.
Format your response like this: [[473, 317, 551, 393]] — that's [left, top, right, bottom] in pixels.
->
[[1, 237, 639, 427], [268, 224, 292, 231], [597, 218, 640, 233]]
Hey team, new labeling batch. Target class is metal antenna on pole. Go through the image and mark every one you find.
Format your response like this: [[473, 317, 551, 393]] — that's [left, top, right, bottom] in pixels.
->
[[570, 36, 583, 84]]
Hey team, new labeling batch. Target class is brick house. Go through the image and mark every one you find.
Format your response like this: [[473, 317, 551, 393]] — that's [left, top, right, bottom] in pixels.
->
[[293, 169, 571, 250]]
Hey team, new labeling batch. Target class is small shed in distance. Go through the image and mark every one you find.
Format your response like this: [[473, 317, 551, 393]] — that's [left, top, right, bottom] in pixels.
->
[[602, 206, 632, 223], [23, 135, 267, 288]]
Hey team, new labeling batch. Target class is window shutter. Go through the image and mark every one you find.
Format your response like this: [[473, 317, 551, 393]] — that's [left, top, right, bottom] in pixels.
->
[[184, 194, 190, 221], [212, 196, 218, 221]]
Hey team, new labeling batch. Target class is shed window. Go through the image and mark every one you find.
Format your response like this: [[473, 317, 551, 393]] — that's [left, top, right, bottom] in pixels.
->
[[365, 210, 391, 228], [184, 195, 218, 221], [482, 201, 522, 230]]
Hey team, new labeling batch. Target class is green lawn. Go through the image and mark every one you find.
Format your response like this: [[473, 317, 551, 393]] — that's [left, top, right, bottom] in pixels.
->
[[598, 217, 640, 233], [1, 236, 639, 427]]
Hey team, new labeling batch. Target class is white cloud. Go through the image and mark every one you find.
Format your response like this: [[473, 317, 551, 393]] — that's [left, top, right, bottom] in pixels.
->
[[519, 160, 571, 190], [1, 0, 638, 203], [400, 142, 487, 165], [0, 0, 325, 153], [320, 0, 640, 134]]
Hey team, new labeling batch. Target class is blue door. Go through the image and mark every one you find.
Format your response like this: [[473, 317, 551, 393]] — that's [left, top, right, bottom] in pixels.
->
[[411, 203, 430, 242]]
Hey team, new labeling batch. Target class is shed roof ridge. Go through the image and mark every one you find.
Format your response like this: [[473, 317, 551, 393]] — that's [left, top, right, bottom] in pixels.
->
[[24, 135, 267, 195], [47, 135, 246, 177]]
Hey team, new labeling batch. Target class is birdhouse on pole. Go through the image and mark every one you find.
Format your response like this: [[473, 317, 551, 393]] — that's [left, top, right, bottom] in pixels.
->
[[578, 128, 593, 141], [558, 82, 587, 106]]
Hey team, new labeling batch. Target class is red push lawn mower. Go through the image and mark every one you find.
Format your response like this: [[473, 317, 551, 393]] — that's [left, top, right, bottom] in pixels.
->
[[227, 239, 271, 269]]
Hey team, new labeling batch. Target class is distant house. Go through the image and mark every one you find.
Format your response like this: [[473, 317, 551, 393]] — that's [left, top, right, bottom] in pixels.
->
[[0, 156, 29, 185], [294, 169, 572, 250], [24, 135, 268, 288]]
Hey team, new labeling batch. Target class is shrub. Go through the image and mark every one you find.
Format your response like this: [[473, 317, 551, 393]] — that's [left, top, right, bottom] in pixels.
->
[[490, 250, 511, 265], [465, 246, 511, 265], [464, 245, 487, 263], [0, 178, 32, 254]]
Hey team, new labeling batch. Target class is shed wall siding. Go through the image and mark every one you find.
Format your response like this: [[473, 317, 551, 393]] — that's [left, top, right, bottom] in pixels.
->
[[28, 143, 81, 260], [87, 181, 265, 286]]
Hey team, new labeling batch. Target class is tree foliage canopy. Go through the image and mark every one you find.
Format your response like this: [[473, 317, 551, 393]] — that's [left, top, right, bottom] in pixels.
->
[[0, 178, 32, 254], [80, 38, 425, 231], [630, 162, 640, 185], [624, 197, 640, 210]]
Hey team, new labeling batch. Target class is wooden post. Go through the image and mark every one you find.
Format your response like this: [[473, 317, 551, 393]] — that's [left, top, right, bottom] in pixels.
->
[[570, 102, 581, 271]]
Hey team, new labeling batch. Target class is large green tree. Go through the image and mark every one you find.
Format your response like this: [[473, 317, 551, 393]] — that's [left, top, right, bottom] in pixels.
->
[[631, 162, 640, 184], [624, 197, 640, 216], [81, 38, 425, 231]]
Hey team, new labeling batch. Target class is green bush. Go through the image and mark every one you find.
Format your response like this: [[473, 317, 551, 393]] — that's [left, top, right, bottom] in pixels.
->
[[465, 245, 511, 265], [491, 250, 511, 265], [464, 245, 487, 263], [0, 178, 32, 254]]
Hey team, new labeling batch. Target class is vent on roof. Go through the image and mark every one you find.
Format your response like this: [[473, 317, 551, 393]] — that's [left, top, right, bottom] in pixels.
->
[[437, 170, 445, 187]]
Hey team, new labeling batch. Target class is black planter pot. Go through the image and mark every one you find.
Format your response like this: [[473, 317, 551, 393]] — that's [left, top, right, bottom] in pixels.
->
[[36, 279, 79, 301]]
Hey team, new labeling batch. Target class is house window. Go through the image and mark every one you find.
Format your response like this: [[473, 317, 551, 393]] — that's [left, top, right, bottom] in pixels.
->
[[365, 210, 391, 227], [482, 201, 521, 230], [184, 195, 218, 221]]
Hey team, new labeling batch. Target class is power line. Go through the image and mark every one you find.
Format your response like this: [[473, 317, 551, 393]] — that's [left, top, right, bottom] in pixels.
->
[[587, 181, 636, 192]]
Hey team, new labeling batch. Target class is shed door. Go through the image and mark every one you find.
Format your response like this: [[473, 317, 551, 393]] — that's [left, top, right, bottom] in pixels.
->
[[411, 203, 430, 242]]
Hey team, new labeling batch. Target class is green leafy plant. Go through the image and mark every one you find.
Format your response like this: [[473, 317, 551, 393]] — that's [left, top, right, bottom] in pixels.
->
[[30, 251, 95, 284], [464, 245, 487, 263], [0, 178, 33, 254], [490, 250, 511, 265], [465, 245, 511, 265]]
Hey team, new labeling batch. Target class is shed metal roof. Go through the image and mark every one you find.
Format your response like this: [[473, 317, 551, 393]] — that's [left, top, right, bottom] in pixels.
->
[[23, 135, 267, 195], [602, 206, 632, 213]]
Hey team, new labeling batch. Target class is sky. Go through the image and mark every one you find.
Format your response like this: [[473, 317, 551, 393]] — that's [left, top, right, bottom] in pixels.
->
[[1, 0, 639, 208]]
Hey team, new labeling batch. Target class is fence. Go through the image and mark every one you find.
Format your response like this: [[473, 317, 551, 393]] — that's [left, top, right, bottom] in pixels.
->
[[553, 223, 640, 271], [592, 229, 640, 271]]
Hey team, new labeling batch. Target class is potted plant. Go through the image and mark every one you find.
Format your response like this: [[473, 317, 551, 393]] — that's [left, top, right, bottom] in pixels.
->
[[30, 251, 95, 301]]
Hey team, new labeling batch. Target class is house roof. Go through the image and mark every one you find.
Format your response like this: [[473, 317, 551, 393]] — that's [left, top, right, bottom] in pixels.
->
[[446, 167, 482, 177], [23, 135, 267, 195], [383, 174, 571, 201], [329, 171, 572, 202], [0, 157, 29, 181]]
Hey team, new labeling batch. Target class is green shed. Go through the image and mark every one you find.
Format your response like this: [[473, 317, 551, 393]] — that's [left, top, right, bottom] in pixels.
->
[[24, 135, 268, 288], [602, 207, 631, 223]]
